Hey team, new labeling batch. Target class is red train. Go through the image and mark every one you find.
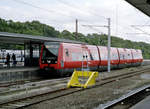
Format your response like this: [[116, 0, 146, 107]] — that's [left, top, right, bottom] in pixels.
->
[[39, 42, 143, 75]]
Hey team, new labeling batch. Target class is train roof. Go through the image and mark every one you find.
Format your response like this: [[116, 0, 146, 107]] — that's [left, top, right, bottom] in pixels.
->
[[125, 0, 150, 17], [62, 42, 141, 51], [0, 32, 85, 44]]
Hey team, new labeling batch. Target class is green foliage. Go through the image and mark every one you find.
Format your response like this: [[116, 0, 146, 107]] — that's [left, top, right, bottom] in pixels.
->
[[0, 18, 150, 59], [0, 18, 59, 37], [59, 30, 75, 40]]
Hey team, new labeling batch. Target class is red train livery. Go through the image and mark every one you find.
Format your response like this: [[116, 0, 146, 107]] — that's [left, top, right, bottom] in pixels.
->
[[39, 42, 143, 75]]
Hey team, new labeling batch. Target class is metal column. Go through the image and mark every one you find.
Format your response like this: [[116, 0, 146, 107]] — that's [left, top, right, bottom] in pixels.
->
[[107, 18, 111, 72]]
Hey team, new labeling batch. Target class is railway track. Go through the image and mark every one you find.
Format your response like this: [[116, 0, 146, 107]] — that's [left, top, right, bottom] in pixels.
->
[[1, 67, 150, 109], [0, 78, 43, 87], [0, 74, 68, 87], [100, 84, 150, 109], [0, 77, 69, 97], [0, 76, 69, 88]]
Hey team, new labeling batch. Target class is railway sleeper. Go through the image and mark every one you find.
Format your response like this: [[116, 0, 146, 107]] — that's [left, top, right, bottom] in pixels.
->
[[1, 105, 16, 109], [8, 103, 28, 108]]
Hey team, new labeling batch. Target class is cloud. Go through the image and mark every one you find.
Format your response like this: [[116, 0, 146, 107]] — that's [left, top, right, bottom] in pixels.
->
[[0, 0, 150, 43]]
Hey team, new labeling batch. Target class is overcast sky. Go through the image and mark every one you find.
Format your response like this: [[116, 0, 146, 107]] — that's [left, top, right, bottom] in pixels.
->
[[0, 0, 150, 43]]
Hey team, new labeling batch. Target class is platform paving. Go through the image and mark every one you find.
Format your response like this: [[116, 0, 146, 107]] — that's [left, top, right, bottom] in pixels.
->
[[0, 67, 40, 83], [130, 95, 150, 109]]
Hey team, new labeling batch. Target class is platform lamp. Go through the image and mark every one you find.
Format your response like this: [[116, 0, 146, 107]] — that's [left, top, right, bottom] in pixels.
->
[[147, 0, 150, 4]]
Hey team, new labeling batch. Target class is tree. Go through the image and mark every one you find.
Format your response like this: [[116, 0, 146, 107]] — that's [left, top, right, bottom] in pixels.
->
[[0, 17, 150, 59]]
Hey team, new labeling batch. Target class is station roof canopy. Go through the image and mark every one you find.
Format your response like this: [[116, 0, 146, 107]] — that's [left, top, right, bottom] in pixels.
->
[[125, 0, 150, 17], [0, 32, 83, 44]]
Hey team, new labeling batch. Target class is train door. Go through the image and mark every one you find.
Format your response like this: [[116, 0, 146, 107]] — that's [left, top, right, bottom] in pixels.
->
[[81, 46, 89, 70]]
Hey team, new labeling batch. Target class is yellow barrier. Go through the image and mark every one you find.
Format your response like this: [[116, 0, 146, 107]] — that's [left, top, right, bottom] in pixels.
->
[[67, 70, 99, 88]]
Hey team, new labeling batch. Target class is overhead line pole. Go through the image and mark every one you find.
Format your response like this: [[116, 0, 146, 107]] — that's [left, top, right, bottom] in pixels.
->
[[82, 18, 111, 72], [107, 18, 111, 73], [75, 19, 78, 39]]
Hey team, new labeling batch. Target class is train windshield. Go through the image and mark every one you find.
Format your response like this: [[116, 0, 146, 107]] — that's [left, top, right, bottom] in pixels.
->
[[42, 42, 59, 64], [45, 44, 59, 56]]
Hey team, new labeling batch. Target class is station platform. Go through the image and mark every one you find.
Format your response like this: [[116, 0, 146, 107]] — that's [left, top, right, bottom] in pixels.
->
[[142, 60, 150, 66], [0, 61, 24, 68], [130, 95, 150, 109], [0, 67, 40, 83]]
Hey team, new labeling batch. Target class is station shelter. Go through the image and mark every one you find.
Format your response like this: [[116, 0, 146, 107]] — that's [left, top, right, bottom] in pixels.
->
[[0, 32, 82, 67]]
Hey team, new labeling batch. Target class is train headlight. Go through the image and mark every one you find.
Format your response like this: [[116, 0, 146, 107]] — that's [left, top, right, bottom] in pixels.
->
[[47, 60, 51, 63]]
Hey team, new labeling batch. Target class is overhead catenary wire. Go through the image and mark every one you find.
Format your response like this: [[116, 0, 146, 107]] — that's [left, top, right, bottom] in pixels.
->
[[131, 25, 150, 27], [11, 0, 113, 35], [83, 26, 104, 34], [12, 0, 76, 19], [11, 0, 148, 43], [12, 0, 107, 22], [11, 0, 108, 33], [11, 0, 87, 32], [55, 0, 108, 21], [81, 19, 111, 73], [81, 24, 105, 34], [131, 25, 150, 36]]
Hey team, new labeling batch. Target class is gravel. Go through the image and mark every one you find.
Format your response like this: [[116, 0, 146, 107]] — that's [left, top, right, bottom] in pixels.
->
[[24, 65, 150, 109]]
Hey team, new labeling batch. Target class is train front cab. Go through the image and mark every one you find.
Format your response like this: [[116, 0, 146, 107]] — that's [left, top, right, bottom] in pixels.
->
[[39, 42, 62, 74]]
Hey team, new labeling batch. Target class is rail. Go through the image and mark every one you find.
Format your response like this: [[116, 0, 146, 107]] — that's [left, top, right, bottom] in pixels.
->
[[1, 67, 150, 108], [99, 84, 150, 109]]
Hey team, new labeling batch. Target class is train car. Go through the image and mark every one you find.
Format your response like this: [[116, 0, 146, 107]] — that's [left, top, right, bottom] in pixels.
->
[[131, 49, 143, 66], [117, 48, 133, 68], [81, 44, 100, 71], [98, 46, 119, 70], [39, 42, 61, 70], [39, 42, 143, 75], [110, 47, 120, 69], [124, 48, 133, 67]]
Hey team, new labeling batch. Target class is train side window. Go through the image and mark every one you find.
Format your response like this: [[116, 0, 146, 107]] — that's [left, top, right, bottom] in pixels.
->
[[90, 54, 94, 60], [123, 55, 125, 59], [65, 49, 69, 57]]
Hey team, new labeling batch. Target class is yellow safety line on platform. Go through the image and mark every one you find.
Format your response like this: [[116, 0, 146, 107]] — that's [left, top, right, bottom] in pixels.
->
[[67, 70, 98, 88]]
